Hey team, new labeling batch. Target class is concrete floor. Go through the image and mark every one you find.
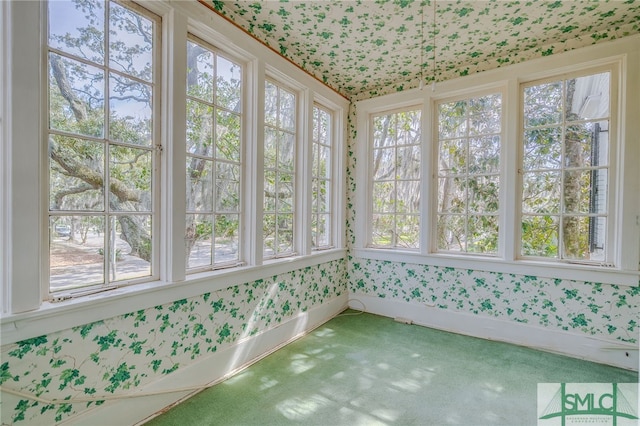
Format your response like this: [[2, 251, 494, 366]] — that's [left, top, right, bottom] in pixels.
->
[[146, 311, 638, 425]]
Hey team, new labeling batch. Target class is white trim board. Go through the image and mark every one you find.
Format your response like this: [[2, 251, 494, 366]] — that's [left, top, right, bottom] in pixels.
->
[[349, 295, 638, 371], [40, 294, 347, 425]]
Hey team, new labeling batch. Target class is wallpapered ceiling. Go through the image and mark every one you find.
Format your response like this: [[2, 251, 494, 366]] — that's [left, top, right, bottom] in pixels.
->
[[205, 0, 640, 99]]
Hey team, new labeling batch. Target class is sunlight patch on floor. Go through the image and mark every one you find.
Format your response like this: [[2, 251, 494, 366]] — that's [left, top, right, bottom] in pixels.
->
[[276, 394, 331, 420]]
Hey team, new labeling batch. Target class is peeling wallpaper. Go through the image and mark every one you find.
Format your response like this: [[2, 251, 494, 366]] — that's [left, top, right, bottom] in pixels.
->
[[206, 0, 640, 99], [0, 260, 347, 424]]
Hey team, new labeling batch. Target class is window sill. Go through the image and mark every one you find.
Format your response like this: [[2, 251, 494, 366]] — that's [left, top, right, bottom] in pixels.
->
[[0, 248, 347, 346], [352, 248, 639, 287]]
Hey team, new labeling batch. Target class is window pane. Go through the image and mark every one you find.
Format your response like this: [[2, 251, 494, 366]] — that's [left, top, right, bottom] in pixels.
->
[[469, 94, 501, 136], [565, 122, 608, 168], [397, 145, 420, 180], [563, 169, 607, 214], [469, 136, 500, 174], [109, 74, 152, 146], [186, 157, 213, 211], [396, 181, 420, 214], [109, 146, 152, 212], [187, 99, 214, 157], [187, 41, 214, 102], [373, 182, 395, 213], [50, 216, 105, 292], [278, 173, 294, 213], [49, 0, 105, 65], [110, 215, 152, 281], [524, 82, 562, 127], [49, 54, 105, 137], [279, 89, 296, 131], [49, 136, 104, 211], [437, 215, 465, 252], [216, 110, 241, 162], [468, 176, 499, 214], [264, 170, 277, 211], [215, 163, 240, 212], [562, 216, 598, 261], [279, 132, 295, 171], [521, 215, 558, 257], [468, 215, 498, 254], [373, 148, 396, 180], [438, 101, 467, 139], [437, 177, 465, 214], [373, 114, 397, 148], [277, 214, 294, 253], [565, 72, 610, 120], [216, 55, 242, 111], [186, 213, 212, 269], [523, 128, 562, 171], [264, 82, 278, 126], [264, 127, 278, 169], [439, 139, 466, 176], [372, 214, 394, 248], [263, 213, 276, 256], [319, 145, 331, 179], [396, 215, 419, 249], [109, 2, 153, 82], [214, 214, 239, 264], [522, 171, 561, 214]]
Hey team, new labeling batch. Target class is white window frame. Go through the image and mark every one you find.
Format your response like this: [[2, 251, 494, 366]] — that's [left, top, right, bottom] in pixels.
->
[[355, 36, 640, 287], [517, 65, 618, 266], [44, 0, 162, 299], [184, 34, 245, 273], [311, 103, 335, 251], [262, 76, 300, 260], [432, 89, 505, 257], [368, 105, 423, 250], [1, 0, 347, 343]]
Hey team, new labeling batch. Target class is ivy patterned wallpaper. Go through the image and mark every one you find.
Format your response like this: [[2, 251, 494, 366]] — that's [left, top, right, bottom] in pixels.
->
[[205, 0, 640, 99], [348, 257, 640, 344], [0, 260, 347, 424]]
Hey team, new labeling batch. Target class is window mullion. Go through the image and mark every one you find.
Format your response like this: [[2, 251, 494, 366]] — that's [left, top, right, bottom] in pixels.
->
[[163, 11, 188, 282]]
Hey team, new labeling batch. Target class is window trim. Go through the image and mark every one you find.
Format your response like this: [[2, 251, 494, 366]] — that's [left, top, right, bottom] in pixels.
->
[[431, 88, 506, 256], [311, 103, 335, 251], [184, 34, 245, 273], [517, 64, 620, 266], [355, 37, 640, 287], [43, 0, 163, 298]]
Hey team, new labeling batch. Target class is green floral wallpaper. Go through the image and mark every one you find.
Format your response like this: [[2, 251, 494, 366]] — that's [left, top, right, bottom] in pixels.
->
[[206, 0, 640, 99], [0, 259, 347, 424], [347, 256, 640, 344]]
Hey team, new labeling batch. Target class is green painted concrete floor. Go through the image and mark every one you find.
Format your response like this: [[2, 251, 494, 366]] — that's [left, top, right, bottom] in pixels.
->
[[146, 311, 638, 425]]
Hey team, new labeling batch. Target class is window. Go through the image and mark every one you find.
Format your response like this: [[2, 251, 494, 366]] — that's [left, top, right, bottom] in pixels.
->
[[312, 105, 333, 250], [436, 94, 501, 254], [185, 37, 243, 270], [521, 71, 610, 263], [47, 0, 159, 293], [370, 108, 421, 249], [263, 81, 296, 258]]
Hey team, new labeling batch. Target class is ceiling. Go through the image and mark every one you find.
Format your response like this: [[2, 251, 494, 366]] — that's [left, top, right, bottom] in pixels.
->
[[202, 1, 640, 100]]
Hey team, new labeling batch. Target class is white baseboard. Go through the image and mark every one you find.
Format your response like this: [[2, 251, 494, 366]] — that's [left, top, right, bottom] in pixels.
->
[[62, 294, 348, 426], [349, 295, 638, 371]]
